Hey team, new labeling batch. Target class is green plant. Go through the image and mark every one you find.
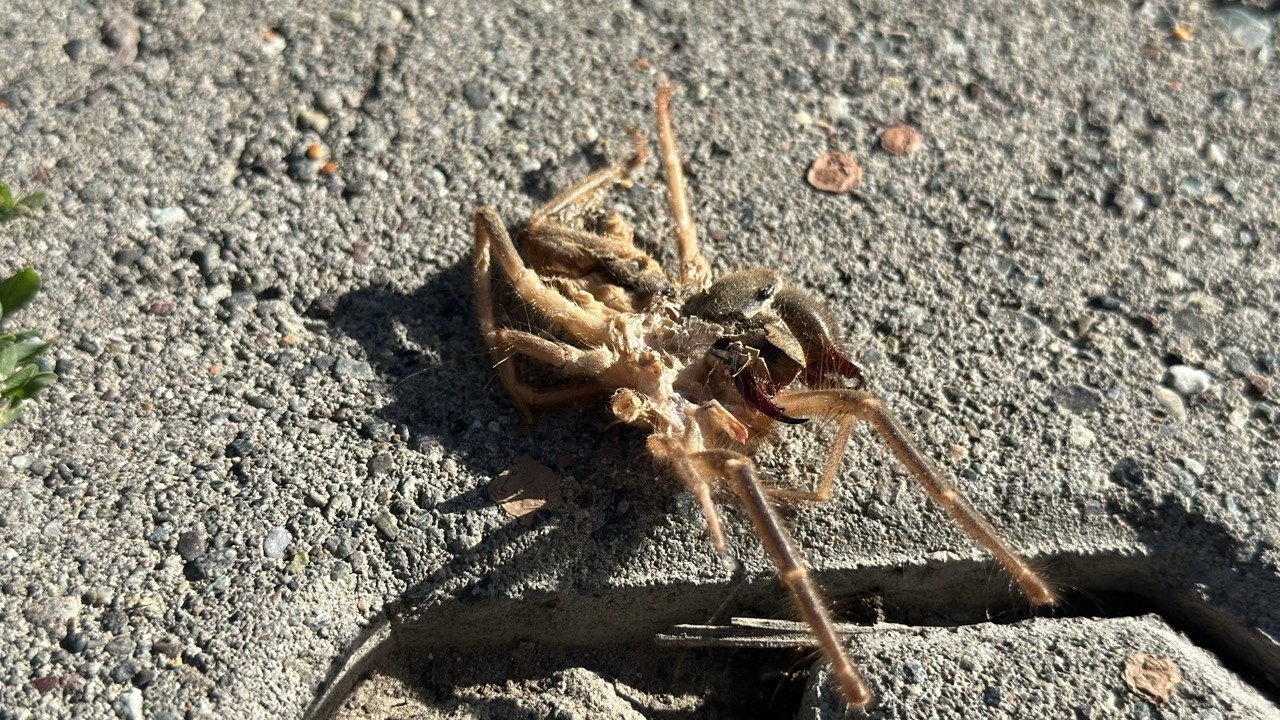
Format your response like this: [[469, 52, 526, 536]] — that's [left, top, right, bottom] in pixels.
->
[[0, 182, 47, 221], [0, 268, 56, 427]]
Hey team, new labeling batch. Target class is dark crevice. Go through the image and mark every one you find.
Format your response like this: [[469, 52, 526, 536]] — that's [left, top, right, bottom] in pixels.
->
[[305, 542, 1280, 718]]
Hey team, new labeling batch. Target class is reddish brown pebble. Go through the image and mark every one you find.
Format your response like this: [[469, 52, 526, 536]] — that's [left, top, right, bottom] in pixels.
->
[[31, 676, 58, 695], [1249, 374, 1272, 398], [1171, 24, 1193, 42], [319, 160, 338, 175], [881, 125, 923, 156], [806, 151, 862, 194], [305, 143, 325, 160]]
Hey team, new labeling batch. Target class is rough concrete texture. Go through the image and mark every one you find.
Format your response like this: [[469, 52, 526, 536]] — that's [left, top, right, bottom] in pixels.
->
[[803, 615, 1277, 719], [1, 0, 1278, 718]]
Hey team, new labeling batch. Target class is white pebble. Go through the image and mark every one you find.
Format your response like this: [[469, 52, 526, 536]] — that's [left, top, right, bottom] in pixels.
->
[[1166, 365, 1213, 396], [149, 206, 188, 227], [1068, 425, 1096, 447], [1154, 387, 1187, 421], [115, 688, 143, 720], [263, 526, 292, 559]]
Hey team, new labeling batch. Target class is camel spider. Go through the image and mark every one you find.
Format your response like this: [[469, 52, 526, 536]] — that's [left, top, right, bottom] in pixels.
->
[[472, 83, 1058, 709]]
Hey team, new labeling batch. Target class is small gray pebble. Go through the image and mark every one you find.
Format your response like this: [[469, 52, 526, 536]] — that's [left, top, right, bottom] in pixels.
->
[[462, 82, 491, 110], [373, 511, 400, 541], [333, 357, 374, 381]]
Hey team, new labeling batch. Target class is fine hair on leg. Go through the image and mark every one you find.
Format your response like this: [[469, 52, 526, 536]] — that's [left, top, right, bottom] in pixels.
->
[[778, 389, 1060, 607], [689, 449, 873, 708], [655, 82, 711, 288]]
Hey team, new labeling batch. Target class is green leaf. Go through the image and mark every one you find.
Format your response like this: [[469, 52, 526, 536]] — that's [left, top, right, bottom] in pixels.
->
[[15, 372, 55, 399], [0, 338, 47, 376], [17, 192, 48, 209], [0, 183, 12, 212], [0, 268, 40, 319], [1, 364, 37, 394], [0, 402, 21, 428]]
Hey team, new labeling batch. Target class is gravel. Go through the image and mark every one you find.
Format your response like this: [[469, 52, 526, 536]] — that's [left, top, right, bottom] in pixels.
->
[[3, 0, 1278, 718]]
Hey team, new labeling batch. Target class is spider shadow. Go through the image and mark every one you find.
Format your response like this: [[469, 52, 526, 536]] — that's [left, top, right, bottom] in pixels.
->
[[324, 259, 711, 604], [1105, 492, 1280, 695]]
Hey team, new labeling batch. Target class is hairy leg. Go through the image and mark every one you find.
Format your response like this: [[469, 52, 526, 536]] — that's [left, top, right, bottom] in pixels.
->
[[525, 129, 649, 231], [690, 449, 872, 708], [767, 416, 855, 504], [650, 435, 732, 550], [778, 389, 1059, 607], [655, 83, 711, 289], [473, 212, 613, 419], [474, 207, 610, 344]]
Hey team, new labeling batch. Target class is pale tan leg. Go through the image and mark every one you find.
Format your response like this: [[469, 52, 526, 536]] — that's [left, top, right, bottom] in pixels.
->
[[490, 328, 615, 376], [768, 417, 855, 504], [525, 129, 649, 231], [474, 211, 614, 420], [649, 436, 729, 554], [689, 449, 873, 709], [778, 389, 1060, 607], [655, 83, 711, 289], [474, 208, 610, 344]]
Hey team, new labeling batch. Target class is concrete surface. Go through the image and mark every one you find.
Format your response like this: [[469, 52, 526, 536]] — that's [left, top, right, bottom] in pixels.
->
[[1, 0, 1278, 718], [802, 615, 1278, 719]]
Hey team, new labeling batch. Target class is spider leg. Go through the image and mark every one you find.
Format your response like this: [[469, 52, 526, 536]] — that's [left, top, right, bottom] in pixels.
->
[[689, 449, 872, 708], [778, 389, 1060, 607], [525, 129, 649, 231], [655, 83, 711, 289], [520, 223, 671, 300], [767, 416, 855, 504], [474, 207, 610, 344], [481, 331, 608, 423], [473, 212, 617, 420], [648, 436, 729, 554]]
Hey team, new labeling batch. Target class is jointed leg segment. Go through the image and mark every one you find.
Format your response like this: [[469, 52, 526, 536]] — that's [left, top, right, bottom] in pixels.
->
[[474, 207, 611, 344], [473, 208, 615, 419], [525, 128, 650, 231], [656, 83, 711, 289], [778, 389, 1060, 607], [690, 450, 872, 708]]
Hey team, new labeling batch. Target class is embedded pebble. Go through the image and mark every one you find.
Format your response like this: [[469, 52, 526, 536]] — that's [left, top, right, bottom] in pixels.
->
[[1154, 387, 1187, 421], [1068, 425, 1096, 447], [373, 511, 399, 541], [149, 206, 189, 227], [297, 108, 330, 133], [263, 526, 292, 559], [115, 687, 143, 720], [333, 358, 374, 380], [1166, 365, 1213, 396], [102, 14, 141, 65], [24, 596, 83, 636]]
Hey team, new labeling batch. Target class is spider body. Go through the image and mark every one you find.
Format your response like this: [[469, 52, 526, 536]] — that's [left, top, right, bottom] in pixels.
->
[[473, 84, 1057, 709]]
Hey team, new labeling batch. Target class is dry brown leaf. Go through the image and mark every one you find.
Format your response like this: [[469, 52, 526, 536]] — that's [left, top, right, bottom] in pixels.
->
[[806, 151, 862, 193], [1122, 653, 1182, 705], [489, 455, 563, 525]]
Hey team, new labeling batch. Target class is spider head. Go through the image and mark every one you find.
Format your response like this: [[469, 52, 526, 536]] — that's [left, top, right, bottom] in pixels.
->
[[689, 268, 866, 422]]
